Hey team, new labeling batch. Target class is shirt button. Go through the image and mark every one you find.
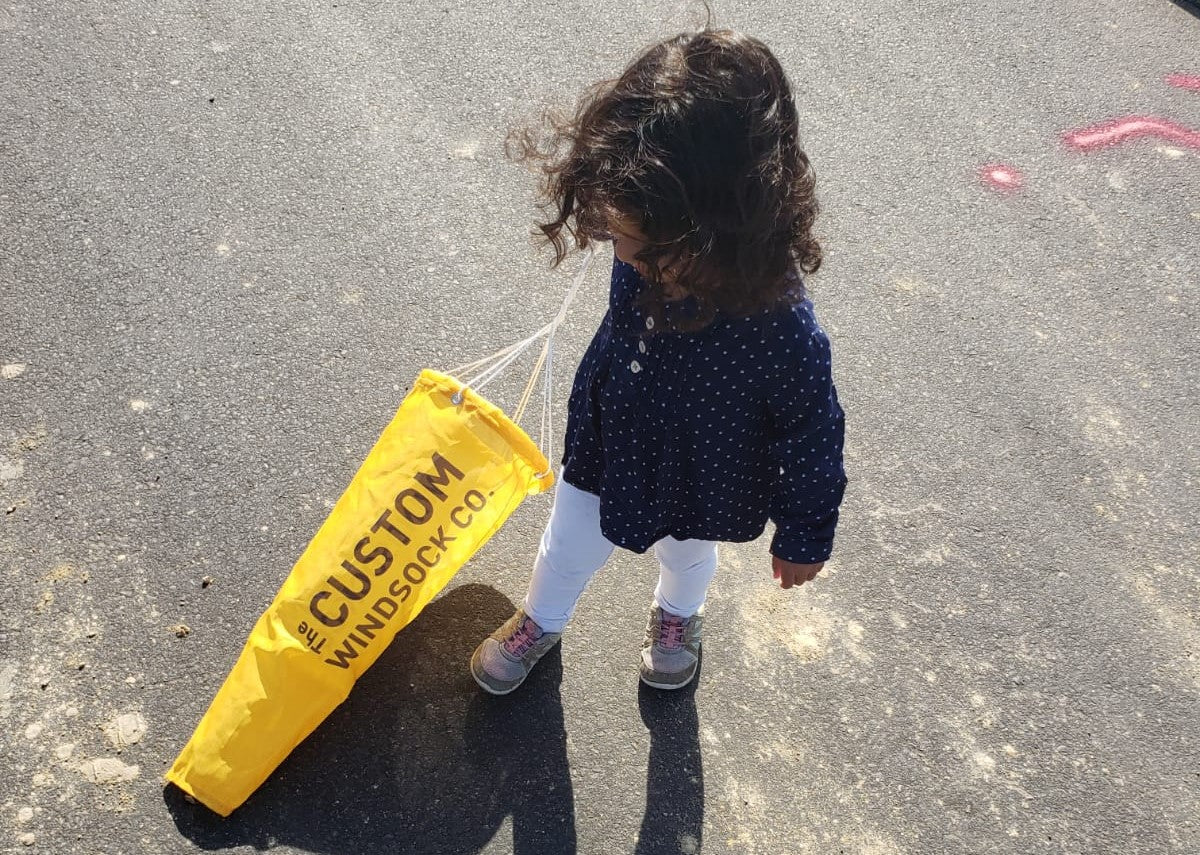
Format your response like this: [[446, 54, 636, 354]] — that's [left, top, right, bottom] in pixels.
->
[[630, 360, 642, 374], [645, 316, 654, 330], [638, 340, 647, 354]]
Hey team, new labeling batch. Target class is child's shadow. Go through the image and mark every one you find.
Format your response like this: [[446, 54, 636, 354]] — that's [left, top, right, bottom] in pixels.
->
[[635, 660, 705, 854], [165, 583, 576, 855]]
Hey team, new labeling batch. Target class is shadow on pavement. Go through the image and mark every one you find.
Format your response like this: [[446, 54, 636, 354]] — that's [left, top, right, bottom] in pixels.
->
[[636, 658, 705, 855], [165, 583, 576, 855], [1170, 0, 1200, 20]]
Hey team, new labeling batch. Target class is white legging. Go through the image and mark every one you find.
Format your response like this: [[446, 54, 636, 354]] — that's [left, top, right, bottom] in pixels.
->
[[523, 480, 719, 633]]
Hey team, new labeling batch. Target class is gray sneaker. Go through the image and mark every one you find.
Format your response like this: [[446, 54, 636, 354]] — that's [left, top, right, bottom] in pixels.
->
[[470, 609, 562, 695], [639, 603, 703, 690]]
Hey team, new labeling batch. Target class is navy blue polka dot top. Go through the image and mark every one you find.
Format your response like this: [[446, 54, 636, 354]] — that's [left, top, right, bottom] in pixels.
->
[[561, 257, 847, 564]]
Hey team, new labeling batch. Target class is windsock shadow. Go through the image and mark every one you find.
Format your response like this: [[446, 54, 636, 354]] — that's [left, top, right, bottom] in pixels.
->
[[165, 582, 576, 855]]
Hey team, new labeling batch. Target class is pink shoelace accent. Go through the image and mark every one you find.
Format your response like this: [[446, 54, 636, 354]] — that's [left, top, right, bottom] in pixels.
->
[[502, 617, 543, 657], [659, 613, 687, 651]]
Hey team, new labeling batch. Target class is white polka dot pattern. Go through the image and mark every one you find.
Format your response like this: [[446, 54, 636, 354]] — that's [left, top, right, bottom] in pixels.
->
[[561, 257, 847, 564]]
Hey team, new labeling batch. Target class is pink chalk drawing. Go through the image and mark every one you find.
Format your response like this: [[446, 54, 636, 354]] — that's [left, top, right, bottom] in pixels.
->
[[1063, 72, 1200, 152], [979, 163, 1025, 191], [1165, 73, 1200, 93], [1062, 116, 1200, 151], [977, 72, 1200, 191]]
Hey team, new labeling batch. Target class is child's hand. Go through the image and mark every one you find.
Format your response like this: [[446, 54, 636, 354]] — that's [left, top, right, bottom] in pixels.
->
[[771, 556, 824, 590]]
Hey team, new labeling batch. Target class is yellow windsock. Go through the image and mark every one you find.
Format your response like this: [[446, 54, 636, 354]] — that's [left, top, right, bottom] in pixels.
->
[[166, 369, 553, 816]]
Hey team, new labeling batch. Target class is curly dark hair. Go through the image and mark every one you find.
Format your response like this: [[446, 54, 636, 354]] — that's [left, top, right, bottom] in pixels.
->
[[512, 28, 821, 330]]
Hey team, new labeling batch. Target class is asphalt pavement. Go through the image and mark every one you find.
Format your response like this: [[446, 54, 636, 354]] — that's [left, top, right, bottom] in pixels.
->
[[2, 1, 1199, 853]]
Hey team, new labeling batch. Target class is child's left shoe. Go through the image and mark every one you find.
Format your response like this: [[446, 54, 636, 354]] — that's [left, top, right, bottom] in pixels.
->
[[639, 603, 703, 690]]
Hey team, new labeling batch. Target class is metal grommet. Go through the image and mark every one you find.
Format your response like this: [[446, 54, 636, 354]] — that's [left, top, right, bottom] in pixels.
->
[[645, 316, 655, 330], [630, 360, 642, 373], [451, 390, 464, 405], [638, 340, 647, 354]]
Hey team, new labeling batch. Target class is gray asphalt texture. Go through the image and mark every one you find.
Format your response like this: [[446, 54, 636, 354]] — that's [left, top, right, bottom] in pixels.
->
[[2, 1, 1199, 853]]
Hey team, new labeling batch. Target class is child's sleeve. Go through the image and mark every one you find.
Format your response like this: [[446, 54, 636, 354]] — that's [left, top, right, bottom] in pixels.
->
[[764, 318, 848, 564]]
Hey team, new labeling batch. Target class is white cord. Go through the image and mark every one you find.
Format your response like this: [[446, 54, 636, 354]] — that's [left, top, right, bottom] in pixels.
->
[[465, 341, 533, 391], [513, 338, 549, 424], [542, 329, 555, 474], [447, 249, 595, 381], [448, 320, 555, 379], [448, 248, 595, 457]]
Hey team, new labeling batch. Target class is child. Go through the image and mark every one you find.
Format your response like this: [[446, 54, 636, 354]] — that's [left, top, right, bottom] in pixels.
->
[[470, 28, 847, 694]]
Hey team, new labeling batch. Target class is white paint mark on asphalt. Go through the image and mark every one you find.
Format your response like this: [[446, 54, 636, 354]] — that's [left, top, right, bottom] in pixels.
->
[[24, 721, 43, 740], [892, 276, 942, 300], [917, 545, 951, 566], [216, 243, 232, 257], [103, 712, 147, 748], [972, 750, 996, 772], [740, 585, 871, 663], [18, 832, 35, 846], [1079, 400, 1128, 448], [790, 621, 829, 660], [55, 743, 75, 761], [0, 663, 15, 710], [1155, 145, 1185, 159], [129, 399, 149, 412], [1124, 568, 1200, 688], [80, 757, 140, 784], [0, 458, 23, 481], [16, 806, 33, 824], [2, 363, 27, 379], [851, 836, 903, 855], [452, 141, 479, 160], [209, 41, 230, 53]]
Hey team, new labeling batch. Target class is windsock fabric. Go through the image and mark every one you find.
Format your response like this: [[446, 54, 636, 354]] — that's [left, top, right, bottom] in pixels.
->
[[167, 369, 553, 816]]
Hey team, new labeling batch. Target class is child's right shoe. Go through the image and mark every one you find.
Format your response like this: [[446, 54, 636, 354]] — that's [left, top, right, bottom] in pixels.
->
[[470, 608, 562, 695]]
